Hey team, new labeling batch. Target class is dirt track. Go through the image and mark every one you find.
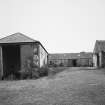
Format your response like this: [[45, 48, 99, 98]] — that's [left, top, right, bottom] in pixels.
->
[[0, 67, 105, 105]]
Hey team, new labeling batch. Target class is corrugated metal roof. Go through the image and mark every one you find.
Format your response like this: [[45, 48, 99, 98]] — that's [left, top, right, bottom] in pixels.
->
[[0, 33, 38, 44], [93, 40, 105, 53], [49, 52, 93, 60]]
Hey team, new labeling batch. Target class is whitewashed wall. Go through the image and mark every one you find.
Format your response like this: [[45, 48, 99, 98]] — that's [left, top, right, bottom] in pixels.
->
[[93, 54, 97, 67], [39, 45, 48, 67]]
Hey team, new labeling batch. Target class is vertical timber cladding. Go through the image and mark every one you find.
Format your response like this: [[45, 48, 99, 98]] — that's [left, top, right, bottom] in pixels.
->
[[0, 46, 3, 79], [39, 44, 48, 67], [99, 51, 105, 67], [21, 44, 33, 70], [77, 58, 89, 67], [20, 43, 39, 70], [101, 51, 105, 67], [88, 58, 93, 67]]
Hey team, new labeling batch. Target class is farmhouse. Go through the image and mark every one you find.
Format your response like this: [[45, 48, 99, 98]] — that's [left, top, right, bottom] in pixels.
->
[[48, 52, 93, 67], [93, 40, 105, 68], [0, 33, 48, 80]]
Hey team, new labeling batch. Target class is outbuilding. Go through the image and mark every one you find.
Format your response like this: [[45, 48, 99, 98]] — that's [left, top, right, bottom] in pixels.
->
[[0, 33, 48, 79], [48, 52, 93, 67], [93, 40, 105, 68]]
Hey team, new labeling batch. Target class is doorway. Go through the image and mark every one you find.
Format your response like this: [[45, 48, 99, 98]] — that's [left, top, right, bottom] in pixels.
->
[[72, 59, 77, 67], [2, 45, 21, 79], [97, 54, 99, 67]]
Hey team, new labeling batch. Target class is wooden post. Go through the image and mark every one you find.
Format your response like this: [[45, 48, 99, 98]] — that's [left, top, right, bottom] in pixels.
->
[[0, 46, 3, 79], [99, 52, 102, 67]]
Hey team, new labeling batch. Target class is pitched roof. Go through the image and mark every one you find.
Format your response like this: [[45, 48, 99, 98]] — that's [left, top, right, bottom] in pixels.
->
[[93, 40, 105, 53], [48, 52, 93, 60], [0, 33, 38, 44]]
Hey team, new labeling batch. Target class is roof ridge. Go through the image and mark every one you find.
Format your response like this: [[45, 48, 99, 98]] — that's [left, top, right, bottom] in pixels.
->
[[0, 32, 39, 43], [12, 32, 38, 42], [96, 40, 105, 42], [49, 52, 92, 55], [94, 40, 105, 53]]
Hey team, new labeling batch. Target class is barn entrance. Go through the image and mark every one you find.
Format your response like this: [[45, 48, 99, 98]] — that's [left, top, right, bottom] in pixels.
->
[[72, 59, 77, 67], [68, 59, 77, 67], [97, 54, 99, 67], [2, 45, 21, 80]]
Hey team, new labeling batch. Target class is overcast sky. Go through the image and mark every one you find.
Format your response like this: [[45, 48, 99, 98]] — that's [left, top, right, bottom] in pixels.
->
[[0, 0, 105, 53]]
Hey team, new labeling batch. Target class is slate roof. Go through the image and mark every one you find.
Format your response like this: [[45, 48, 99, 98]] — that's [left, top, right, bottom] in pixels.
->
[[93, 40, 105, 53], [48, 52, 93, 60], [0, 33, 38, 44]]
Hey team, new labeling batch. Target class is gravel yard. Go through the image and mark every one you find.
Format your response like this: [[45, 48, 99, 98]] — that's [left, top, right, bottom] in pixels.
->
[[0, 67, 105, 105]]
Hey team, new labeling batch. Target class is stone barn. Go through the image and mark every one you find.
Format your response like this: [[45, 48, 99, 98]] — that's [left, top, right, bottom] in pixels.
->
[[0, 33, 48, 80], [93, 40, 105, 68], [48, 52, 93, 67]]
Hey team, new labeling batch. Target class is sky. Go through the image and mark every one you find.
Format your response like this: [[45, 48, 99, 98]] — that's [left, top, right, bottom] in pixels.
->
[[0, 0, 105, 53]]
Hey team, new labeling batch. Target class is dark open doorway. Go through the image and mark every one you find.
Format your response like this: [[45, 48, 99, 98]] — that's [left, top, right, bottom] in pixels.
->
[[72, 59, 77, 67], [2, 45, 21, 80], [97, 54, 99, 67]]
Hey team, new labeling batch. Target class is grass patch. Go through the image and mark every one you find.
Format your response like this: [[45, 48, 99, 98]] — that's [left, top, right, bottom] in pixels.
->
[[48, 67, 68, 78]]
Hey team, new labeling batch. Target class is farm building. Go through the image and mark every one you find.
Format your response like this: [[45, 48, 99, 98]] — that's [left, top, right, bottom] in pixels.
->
[[48, 52, 93, 67], [0, 33, 48, 80], [93, 40, 105, 68]]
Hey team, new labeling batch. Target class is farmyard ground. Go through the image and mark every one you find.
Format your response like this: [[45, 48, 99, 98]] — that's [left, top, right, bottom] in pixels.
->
[[0, 67, 105, 105]]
